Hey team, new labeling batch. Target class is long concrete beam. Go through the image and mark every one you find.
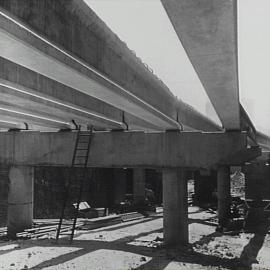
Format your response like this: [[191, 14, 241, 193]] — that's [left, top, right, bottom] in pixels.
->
[[0, 10, 180, 130], [0, 62, 220, 132], [0, 81, 125, 130], [0, 131, 254, 168], [0, 2, 221, 132], [162, 0, 240, 130], [0, 61, 165, 131], [0, 120, 22, 129], [0, 110, 71, 130]]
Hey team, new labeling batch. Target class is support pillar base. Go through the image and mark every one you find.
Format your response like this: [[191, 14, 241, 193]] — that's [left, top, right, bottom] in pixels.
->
[[217, 166, 231, 227], [7, 166, 33, 238], [163, 168, 188, 246]]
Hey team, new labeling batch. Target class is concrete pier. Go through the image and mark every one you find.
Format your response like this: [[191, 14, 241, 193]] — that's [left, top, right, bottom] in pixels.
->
[[163, 168, 188, 246], [133, 169, 145, 204], [7, 166, 33, 238], [217, 166, 231, 226]]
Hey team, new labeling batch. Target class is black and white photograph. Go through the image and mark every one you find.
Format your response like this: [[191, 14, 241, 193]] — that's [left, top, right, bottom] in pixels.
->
[[0, 0, 269, 269]]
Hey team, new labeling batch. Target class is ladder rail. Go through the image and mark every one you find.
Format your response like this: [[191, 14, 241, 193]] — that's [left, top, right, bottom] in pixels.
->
[[55, 130, 80, 241], [69, 129, 94, 242], [56, 127, 94, 242]]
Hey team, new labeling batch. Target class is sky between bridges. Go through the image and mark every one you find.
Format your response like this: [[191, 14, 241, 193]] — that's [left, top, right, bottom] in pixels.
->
[[85, 0, 270, 136]]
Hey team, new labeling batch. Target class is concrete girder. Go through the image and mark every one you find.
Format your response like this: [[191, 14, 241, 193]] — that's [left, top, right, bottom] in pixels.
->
[[0, 120, 23, 130], [177, 99, 221, 132], [0, 6, 223, 133], [0, 110, 71, 130], [0, 131, 254, 168], [161, 0, 240, 130], [0, 66, 218, 132], [0, 82, 125, 130], [0, 9, 222, 132], [0, 103, 107, 131], [0, 77, 163, 131], [0, 58, 125, 126], [0, 11, 181, 131]]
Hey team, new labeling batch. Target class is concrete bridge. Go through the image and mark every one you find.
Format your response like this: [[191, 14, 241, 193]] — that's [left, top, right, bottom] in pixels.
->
[[0, 0, 269, 245]]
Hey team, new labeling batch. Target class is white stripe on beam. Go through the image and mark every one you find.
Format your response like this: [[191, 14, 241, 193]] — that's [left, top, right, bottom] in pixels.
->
[[0, 80, 125, 130], [0, 11, 180, 130], [0, 111, 71, 130]]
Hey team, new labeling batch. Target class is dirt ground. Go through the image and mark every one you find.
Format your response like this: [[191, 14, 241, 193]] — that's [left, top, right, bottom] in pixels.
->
[[0, 207, 269, 270]]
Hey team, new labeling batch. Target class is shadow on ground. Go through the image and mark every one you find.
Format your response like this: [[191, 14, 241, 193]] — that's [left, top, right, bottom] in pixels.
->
[[238, 222, 269, 269], [0, 216, 269, 270]]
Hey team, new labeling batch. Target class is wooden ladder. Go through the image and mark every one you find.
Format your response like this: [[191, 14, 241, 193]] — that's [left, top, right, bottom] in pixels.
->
[[56, 127, 93, 242]]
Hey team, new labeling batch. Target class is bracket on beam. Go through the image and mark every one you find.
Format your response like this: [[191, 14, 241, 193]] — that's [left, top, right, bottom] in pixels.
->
[[8, 122, 29, 132]]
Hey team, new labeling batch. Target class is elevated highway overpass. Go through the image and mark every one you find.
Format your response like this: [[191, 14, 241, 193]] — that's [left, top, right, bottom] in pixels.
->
[[0, 0, 268, 245]]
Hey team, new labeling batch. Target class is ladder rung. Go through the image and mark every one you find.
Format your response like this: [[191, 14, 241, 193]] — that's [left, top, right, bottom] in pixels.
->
[[78, 134, 92, 136], [77, 141, 90, 144], [73, 162, 85, 164], [56, 129, 92, 243]]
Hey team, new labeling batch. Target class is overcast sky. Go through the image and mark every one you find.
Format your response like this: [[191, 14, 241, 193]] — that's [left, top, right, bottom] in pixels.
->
[[86, 0, 270, 135]]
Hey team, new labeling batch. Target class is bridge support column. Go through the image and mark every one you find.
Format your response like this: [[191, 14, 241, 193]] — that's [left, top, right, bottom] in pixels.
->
[[133, 169, 145, 204], [217, 166, 231, 227], [7, 166, 33, 238], [163, 168, 188, 246]]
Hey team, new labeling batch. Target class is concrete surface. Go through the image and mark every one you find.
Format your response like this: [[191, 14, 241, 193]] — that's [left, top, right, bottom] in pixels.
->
[[0, 1, 221, 132], [7, 166, 33, 238], [0, 131, 249, 168], [1, 207, 269, 269], [217, 166, 231, 226], [163, 168, 188, 245], [162, 0, 240, 130]]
